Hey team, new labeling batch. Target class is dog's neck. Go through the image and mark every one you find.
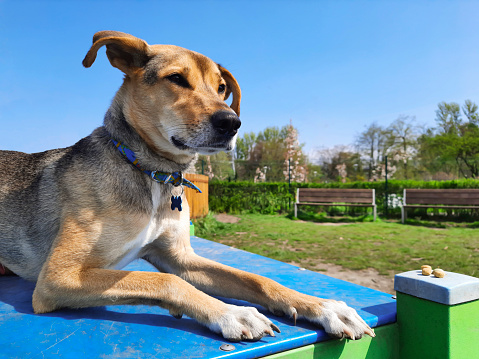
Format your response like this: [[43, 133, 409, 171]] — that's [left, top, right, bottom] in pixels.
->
[[104, 106, 197, 174]]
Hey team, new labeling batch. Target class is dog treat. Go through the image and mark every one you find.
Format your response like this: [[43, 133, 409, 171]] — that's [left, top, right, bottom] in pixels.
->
[[421, 265, 432, 270], [422, 266, 432, 276], [433, 268, 445, 278]]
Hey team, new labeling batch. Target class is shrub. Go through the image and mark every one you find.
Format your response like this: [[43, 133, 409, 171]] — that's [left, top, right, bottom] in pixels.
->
[[209, 179, 479, 219]]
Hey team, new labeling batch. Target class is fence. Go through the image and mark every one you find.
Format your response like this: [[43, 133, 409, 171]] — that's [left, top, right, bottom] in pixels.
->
[[184, 174, 209, 218]]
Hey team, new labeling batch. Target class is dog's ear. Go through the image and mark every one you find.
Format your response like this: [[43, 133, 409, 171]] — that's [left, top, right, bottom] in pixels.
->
[[218, 65, 241, 117], [82, 31, 151, 76]]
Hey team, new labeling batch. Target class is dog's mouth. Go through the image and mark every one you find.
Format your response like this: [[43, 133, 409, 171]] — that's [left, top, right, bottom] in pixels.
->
[[171, 136, 190, 150], [171, 136, 235, 153]]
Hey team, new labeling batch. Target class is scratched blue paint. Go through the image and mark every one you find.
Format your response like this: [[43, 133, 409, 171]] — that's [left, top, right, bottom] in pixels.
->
[[0, 236, 396, 358]]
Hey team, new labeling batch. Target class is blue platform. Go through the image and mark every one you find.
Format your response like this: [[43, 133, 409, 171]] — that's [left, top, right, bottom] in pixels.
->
[[0, 237, 396, 358]]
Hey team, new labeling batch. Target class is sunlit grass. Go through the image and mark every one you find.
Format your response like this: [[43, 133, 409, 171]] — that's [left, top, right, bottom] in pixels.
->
[[194, 213, 479, 278]]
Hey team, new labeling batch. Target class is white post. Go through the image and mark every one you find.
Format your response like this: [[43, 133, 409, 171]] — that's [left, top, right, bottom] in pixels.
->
[[294, 188, 299, 218]]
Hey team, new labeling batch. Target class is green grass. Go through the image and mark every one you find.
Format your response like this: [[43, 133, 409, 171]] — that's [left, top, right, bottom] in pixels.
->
[[194, 213, 479, 278]]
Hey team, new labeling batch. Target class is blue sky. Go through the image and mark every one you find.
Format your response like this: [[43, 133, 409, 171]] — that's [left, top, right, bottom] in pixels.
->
[[1, 1, 479, 158]]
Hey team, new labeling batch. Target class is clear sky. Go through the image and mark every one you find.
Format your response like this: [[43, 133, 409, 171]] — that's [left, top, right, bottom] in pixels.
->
[[1, 1, 479, 158]]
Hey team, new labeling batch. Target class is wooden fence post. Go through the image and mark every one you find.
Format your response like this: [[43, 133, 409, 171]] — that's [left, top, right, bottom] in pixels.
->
[[184, 174, 209, 219]]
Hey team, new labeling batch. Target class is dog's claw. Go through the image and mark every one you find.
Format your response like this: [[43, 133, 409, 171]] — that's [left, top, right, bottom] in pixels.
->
[[271, 323, 281, 333], [292, 308, 297, 326], [344, 327, 355, 340], [241, 329, 254, 340]]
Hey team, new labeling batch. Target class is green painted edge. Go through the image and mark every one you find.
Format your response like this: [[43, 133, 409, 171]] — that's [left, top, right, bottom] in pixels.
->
[[190, 223, 195, 236], [397, 292, 449, 358], [264, 323, 399, 359], [397, 292, 479, 359], [449, 296, 479, 356]]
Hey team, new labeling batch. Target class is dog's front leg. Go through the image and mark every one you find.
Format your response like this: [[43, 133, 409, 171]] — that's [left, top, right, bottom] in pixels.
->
[[33, 267, 277, 341], [145, 246, 375, 340], [32, 214, 278, 342]]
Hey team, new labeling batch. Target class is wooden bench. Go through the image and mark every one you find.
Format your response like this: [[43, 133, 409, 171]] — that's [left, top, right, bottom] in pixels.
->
[[401, 189, 479, 223], [294, 188, 377, 221]]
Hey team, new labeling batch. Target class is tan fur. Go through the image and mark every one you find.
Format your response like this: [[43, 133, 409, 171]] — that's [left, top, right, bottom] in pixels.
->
[[3, 31, 374, 342]]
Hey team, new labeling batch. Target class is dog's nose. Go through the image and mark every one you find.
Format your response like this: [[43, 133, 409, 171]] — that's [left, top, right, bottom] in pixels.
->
[[210, 111, 241, 136]]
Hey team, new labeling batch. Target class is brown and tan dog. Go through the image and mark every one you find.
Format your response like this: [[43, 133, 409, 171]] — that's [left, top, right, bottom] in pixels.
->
[[0, 31, 375, 341]]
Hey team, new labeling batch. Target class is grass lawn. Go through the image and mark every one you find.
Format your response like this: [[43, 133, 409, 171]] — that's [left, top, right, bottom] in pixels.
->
[[194, 214, 479, 278]]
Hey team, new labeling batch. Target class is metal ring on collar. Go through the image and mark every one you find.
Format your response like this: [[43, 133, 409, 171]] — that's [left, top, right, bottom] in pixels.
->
[[173, 172, 183, 187]]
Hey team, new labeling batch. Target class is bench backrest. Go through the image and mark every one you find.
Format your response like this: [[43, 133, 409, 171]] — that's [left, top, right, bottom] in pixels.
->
[[404, 189, 479, 205], [297, 188, 375, 204]]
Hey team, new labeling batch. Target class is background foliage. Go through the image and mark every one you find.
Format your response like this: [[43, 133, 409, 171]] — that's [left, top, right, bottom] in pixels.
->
[[196, 100, 479, 184], [209, 179, 479, 219]]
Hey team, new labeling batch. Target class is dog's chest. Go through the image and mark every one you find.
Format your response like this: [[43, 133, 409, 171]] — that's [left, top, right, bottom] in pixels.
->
[[111, 183, 174, 269]]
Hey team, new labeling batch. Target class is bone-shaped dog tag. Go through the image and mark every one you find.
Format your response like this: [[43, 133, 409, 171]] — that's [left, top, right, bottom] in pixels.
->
[[171, 196, 182, 211]]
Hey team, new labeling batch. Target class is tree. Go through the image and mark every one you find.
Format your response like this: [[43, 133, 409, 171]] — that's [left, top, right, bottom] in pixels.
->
[[419, 100, 479, 178], [196, 151, 235, 181], [463, 100, 479, 125], [230, 122, 306, 182], [306, 163, 322, 183], [313, 145, 362, 182], [235, 132, 257, 161], [435, 101, 462, 135], [355, 122, 391, 180], [248, 126, 288, 181], [283, 120, 307, 183], [386, 115, 420, 179]]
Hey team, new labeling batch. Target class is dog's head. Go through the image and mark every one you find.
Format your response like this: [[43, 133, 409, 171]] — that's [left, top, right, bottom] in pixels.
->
[[83, 31, 241, 156]]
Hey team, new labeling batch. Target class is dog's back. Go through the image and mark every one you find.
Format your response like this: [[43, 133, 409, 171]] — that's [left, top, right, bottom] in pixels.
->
[[0, 148, 70, 280]]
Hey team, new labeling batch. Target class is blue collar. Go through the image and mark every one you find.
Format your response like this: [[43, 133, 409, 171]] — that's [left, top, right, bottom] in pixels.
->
[[111, 139, 202, 193]]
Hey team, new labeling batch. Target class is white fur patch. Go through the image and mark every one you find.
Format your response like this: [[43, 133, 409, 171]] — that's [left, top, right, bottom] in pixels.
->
[[309, 300, 371, 339], [207, 304, 275, 341], [109, 183, 165, 269]]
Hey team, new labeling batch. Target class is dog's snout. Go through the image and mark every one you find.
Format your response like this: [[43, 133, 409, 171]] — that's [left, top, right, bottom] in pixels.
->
[[210, 111, 241, 136]]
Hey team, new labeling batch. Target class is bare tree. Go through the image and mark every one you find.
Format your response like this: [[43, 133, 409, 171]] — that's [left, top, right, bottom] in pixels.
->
[[355, 122, 390, 180], [387, 115, 420, 179]]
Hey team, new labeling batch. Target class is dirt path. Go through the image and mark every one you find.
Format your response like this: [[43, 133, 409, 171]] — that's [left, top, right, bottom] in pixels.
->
[[215, 213, 241, 223], [214, 213, 396, 294], [288, 261, 395, 294]]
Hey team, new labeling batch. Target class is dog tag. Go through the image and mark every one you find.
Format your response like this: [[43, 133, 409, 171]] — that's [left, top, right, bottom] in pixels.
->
[[171, 196, 182, 211]]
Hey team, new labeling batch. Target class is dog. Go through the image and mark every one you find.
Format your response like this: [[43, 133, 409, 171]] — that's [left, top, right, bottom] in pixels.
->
[[0, 31, 375, 342]]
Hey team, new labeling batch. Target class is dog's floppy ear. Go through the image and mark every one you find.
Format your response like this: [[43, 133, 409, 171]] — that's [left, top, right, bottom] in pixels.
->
[[82, 31, 151, 76], [218, 65, 241, 117]]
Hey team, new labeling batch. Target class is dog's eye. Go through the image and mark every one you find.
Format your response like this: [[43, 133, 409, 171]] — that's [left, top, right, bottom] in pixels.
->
[[166, 74, 190, 88], [218, 84, 226, 94]]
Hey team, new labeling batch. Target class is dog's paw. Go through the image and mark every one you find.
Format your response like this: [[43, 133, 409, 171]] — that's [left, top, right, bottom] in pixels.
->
[[269, 296, 374, 340], [306, 300, 375, 340], [208, 304, 280, 342]]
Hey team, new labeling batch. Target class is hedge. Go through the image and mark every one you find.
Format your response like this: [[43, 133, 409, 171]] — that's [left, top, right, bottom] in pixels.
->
[[208, 179, 479, 216]]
